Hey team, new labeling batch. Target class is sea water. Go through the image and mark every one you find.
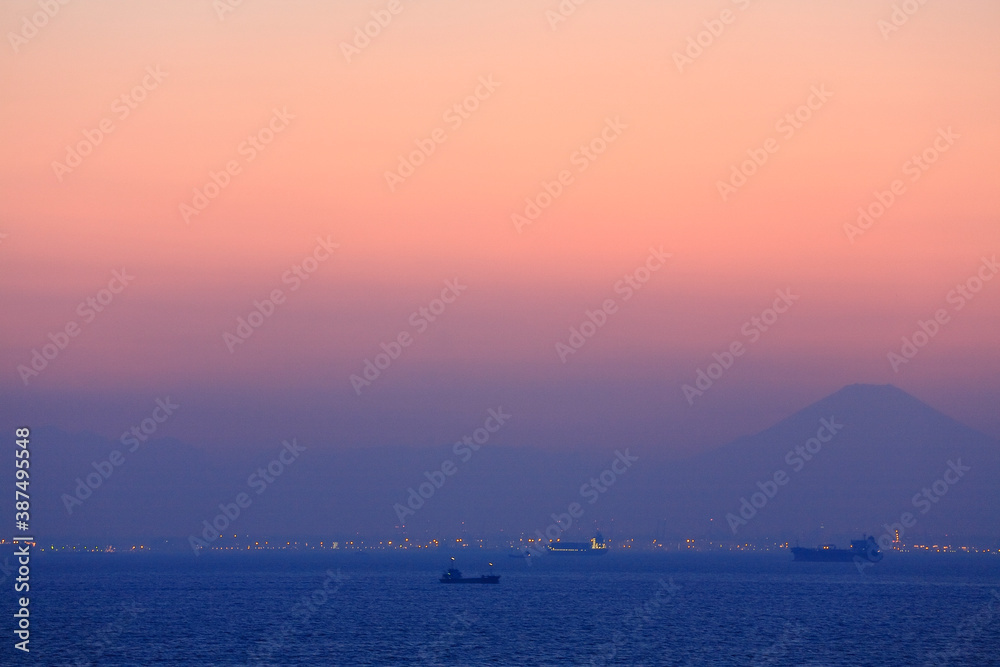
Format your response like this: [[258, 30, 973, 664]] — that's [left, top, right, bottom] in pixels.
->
[[17, 551, 1000, 666]]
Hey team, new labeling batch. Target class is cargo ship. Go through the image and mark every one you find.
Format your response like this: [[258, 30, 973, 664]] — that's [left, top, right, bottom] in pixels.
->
[[546, 534, 608, 555], [790, 535, 881, 562], [439, 568, 500, 583]]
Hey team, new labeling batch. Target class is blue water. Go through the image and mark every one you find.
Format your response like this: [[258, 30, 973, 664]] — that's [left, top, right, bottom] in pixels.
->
[[13, 551, 1000, 666]]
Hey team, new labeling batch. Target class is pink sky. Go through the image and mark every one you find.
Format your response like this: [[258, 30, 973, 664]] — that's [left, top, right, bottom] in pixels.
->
[[2, 0, 998, 451]]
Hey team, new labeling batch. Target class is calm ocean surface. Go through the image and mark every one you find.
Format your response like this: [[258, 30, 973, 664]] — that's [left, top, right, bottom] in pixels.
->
[[18, 551, 1000, 666]]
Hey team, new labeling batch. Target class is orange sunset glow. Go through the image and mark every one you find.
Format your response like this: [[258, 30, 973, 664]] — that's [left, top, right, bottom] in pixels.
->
[[2, 0, 998, 454]]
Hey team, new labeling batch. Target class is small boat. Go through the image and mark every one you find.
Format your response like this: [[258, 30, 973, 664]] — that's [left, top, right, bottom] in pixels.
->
[[508, 549, 533, 559], [439, 559, 500, 583]]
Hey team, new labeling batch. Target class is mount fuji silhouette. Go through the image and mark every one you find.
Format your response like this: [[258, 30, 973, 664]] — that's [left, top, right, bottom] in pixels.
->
[[655, 384, 1000, 543], [30, 383, 1000, 545]]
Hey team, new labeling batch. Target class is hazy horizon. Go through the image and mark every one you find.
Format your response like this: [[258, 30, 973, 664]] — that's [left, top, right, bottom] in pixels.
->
[[26, 382, 1000, 547]]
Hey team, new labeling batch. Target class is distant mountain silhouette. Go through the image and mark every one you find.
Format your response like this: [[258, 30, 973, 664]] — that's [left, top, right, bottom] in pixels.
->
[[32, 384, 1000, 546], [662, 383, 1000, 544]]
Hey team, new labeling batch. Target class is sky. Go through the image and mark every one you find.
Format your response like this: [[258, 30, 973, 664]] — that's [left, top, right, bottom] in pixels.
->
[[2, 0, 999, 459]]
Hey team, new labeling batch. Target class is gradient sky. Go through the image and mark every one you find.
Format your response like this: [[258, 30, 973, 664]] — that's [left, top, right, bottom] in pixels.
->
[[2, 0, 998, 456]]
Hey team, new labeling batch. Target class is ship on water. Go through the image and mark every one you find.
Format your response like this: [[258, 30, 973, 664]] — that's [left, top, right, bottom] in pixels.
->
[[790, 535, 882, 563], [439, 559, 500, 583], [546, 533, 608, 555]]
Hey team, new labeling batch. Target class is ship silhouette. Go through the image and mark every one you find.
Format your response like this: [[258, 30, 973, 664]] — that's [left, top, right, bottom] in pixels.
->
[[546, 533, 608, 555], [439, 558, 500, 583], [790, 535, 882, 562]]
